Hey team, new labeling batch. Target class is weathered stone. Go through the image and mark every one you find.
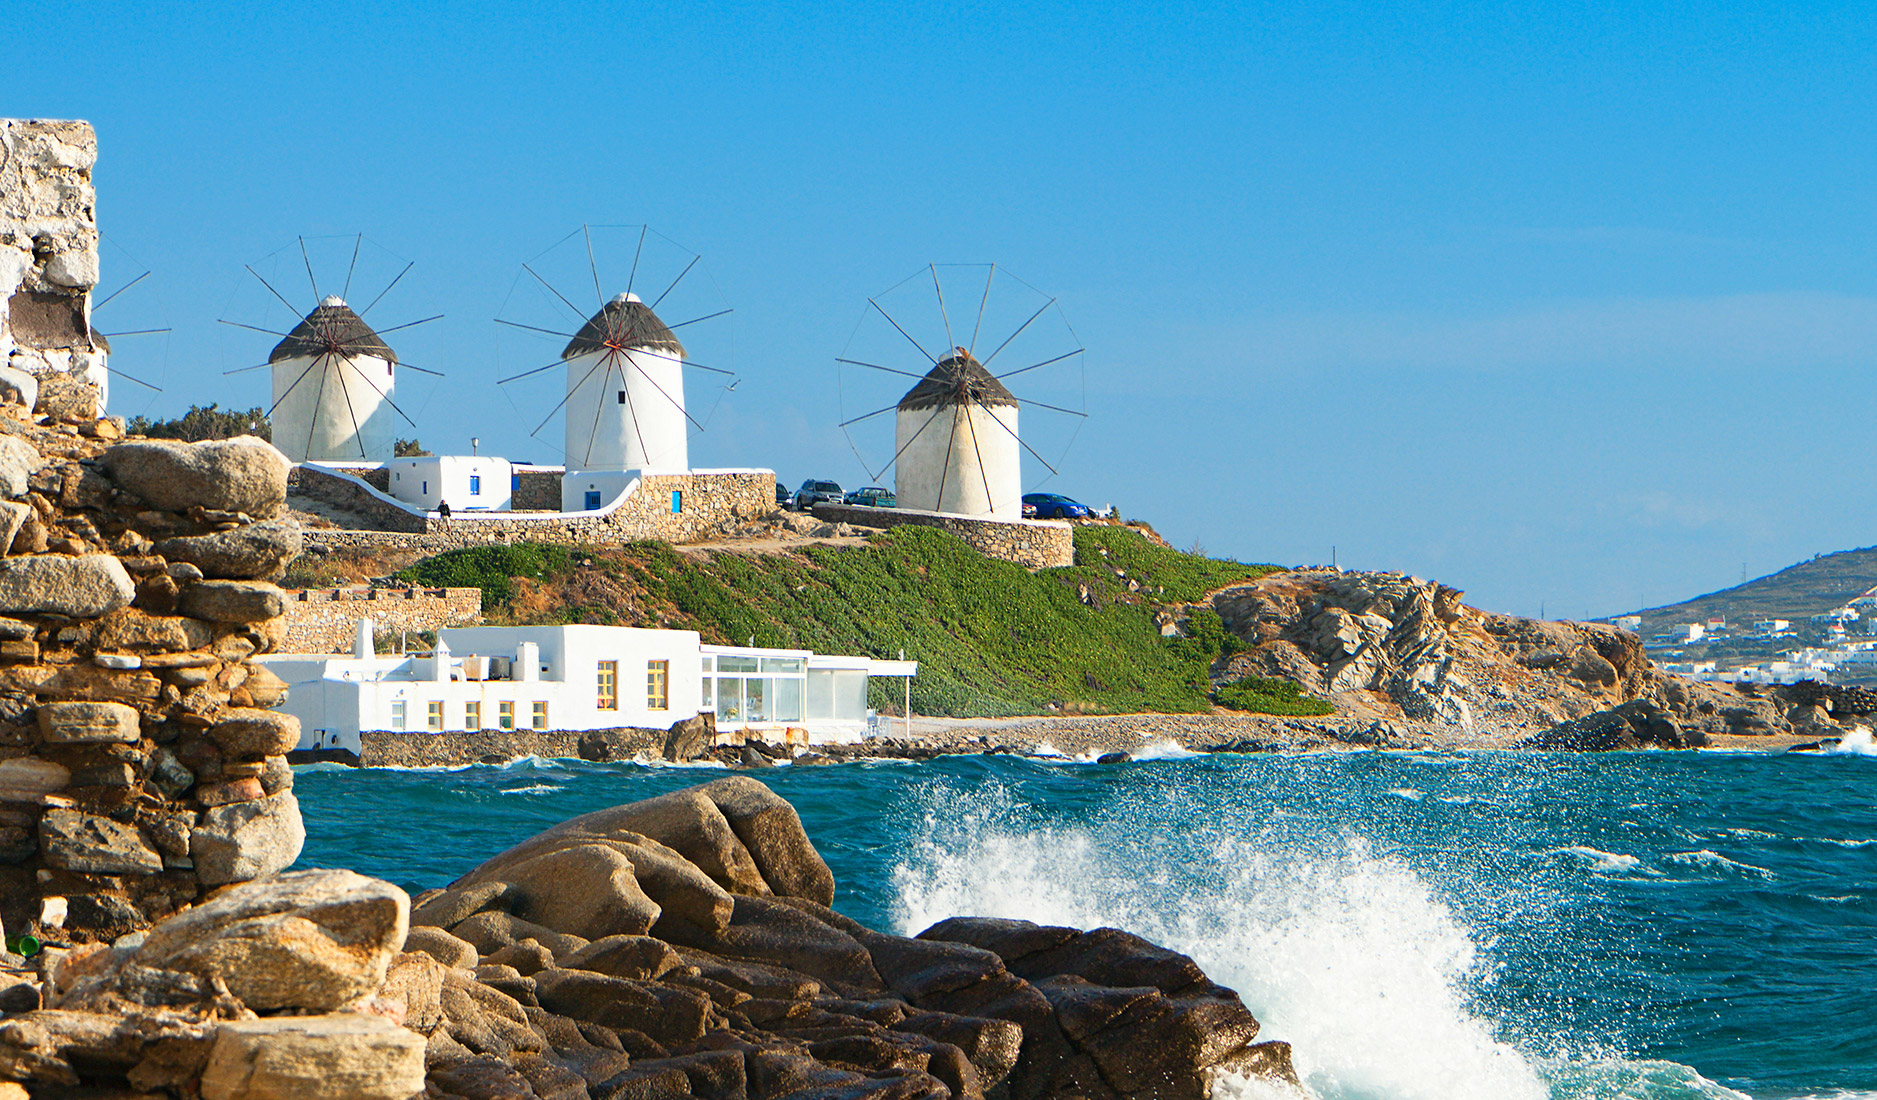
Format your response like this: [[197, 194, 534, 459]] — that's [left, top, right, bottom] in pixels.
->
[[0, 554, 132, 617], [155, 521, 303, 581], [93, 608, 212, 653], [207, 708, 299, 758], [101, 436, 290, 520], [559, 934, 684, 981], [38, 808, 162, 874], [698, 776, 836, 905], [35, 374, 98, 420], [450, 911, 589, 960], [196, 776, 265, 806], [458, 841, 664, 941], [411, 879, 516, 929], [243, 664, 289, 707], [137, 867, 408, 1012], [0, 438, 42, 500], [36, 700, 139, 744], [382, 949, 448, 1034], [406, 925, 479, 970], [0, 503, 28, 555], [0, 367, 39, 413], [199, 1015, 426, 1100], [179, 580, 286, 624], [0, 756, 67, 802], [189, 790, 305, 885]]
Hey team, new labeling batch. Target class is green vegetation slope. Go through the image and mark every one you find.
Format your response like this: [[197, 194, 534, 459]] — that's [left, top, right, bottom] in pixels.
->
[[396, 525, 1284, 717], [1637, 545, 1877, 632]]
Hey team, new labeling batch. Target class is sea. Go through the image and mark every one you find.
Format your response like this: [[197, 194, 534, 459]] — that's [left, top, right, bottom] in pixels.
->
[[292, 742, 1877, 1100]]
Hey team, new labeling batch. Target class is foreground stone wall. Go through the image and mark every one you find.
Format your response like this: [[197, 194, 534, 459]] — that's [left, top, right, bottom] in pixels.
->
[[812, 502, 1074, 568], [0, 419, 307, 945], [0, 119, 107, 418], [294, 464, 777, 553], [280, 585, 482, 653], [358, 726, 667, 768]]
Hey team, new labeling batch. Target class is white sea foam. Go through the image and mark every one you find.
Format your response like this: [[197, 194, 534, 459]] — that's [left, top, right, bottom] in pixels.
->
[[1538, 1056, 1752, 1099], [1388, 787, 1425, 801], [499, 784, 563, 795], [1552, 846, 1649, 875], [1133, 738, 1203, 761], [1828, 726, 1877, 755], [888, 801, 1552, 1100], [1665, 850, 1775, 879], [1028, 741, 1067, 758]]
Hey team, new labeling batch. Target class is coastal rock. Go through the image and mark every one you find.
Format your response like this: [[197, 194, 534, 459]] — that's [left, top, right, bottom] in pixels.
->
[[0, 436, 42, 499], [406, 925, 480, 970], [207, 708, 300, 758], [135, 868, 409, 1012], [100, 436, 290, 520], [0, 553, 133, 617], [198, 1015, 426, 1100], [38, 808, 163, 874], [154, 520, 303, 580], [190, 791, 306, 885], [179, 580, 287, 623]]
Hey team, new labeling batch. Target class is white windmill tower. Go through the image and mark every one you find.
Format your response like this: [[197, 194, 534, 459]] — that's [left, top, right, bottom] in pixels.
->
[[838, 264, 1085, 521], [221, 237, 443, 464]]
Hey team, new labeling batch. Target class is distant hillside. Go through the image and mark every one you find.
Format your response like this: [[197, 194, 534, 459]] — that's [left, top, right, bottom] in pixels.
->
[[1637, 546, 1877, 631]]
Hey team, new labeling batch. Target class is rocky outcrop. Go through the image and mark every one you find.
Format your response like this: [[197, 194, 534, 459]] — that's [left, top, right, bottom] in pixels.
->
[[0, 779, 1297, 1099], [0, 397, 305, 946]]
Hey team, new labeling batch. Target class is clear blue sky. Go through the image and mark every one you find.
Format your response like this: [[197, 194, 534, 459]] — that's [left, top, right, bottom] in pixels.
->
[[20, 1, 1877, 618]]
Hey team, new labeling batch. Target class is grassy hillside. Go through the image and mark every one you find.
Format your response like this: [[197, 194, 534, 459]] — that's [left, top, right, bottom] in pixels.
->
[[1638, 545, 1877, 631], [395, 526, 1284, 717]]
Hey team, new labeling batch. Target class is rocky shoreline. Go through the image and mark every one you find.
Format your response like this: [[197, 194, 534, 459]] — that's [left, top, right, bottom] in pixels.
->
[[1, 776, 1300, 1099]]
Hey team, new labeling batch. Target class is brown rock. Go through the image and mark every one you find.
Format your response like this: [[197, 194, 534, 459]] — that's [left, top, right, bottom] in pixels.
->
[[405, 925, 479, 970], [207, 708, 299, 758], [198, 1014, 426, 1100], [179, 580, 286, 624], [100, 436, 290, 520], [36, 700, 139, 744]]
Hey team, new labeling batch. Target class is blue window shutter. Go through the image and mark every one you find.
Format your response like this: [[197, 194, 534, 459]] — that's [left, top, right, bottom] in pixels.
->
[[671, 490, 683, 513]]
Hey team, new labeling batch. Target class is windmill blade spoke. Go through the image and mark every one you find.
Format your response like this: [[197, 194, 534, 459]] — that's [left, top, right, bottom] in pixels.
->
[[298, 237, 321, 300], [396, 362, 447, 377], [92, 270, 149, 312], [1013, 396, 1088, 418], [968, 264, 994, 356], [99, 328, 171, 338], [265, 355, 325, 421], [980, 407, 1059, 475], [979, 298, 1054, 367], [523, 263, 588, 321], [246, 265, 303, 317], [496, 355, 570, 385], [962, 400, 995, 513], [335, 351, 419, 429], [336, 353, 368, 460], [650, 255, 698, 310], [104, 366, 162, 392], [869, 298, 938, 364], [627, 360, 705, 431], [836, 357, 926, 381], [370, 314, 444, 336], [495, 318, 579, 339], [936, 407, 959, 512], [874, 405, 946, 483], [341, 234, 362, 301], [667, 308, 732, 330], [360, 262, 413, 316], [931, 264, 956, 352], [219, 319, 292, 338], [528, 353, 610, 437], [221, 362, 276, 376], [994, 347, 1082, 382], [583, 224, 605, 309], [584, 357, 616, 467], [626, 226, 648, 295], [306, 355, 332, 458], [839, 401, 900, 428], [628, 346, 734, 374]]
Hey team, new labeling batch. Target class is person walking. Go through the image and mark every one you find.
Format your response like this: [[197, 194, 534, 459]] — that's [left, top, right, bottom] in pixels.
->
[[437, 499, 451, 527]]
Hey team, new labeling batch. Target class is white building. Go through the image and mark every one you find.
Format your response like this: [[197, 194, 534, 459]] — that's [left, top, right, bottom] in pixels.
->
[[259, 621, 917, 756], [270, 296, 399, 463], [1612, 615, 1643, 631], [561, 293, 690, 511], [384, 456, 513, 511], [1750, 619, 1791, 634], [895, 347, 1022, 520]]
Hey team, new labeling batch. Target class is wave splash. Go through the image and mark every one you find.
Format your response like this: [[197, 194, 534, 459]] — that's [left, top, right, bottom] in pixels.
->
[[887, 790, 1550, 1100]]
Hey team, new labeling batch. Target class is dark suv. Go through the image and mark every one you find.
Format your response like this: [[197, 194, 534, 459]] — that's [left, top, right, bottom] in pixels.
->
[[794, 479, 844, 510]]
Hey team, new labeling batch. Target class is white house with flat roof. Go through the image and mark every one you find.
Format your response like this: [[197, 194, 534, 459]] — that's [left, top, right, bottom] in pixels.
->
[[383, 456, 514, 511], [259, 621, 916, 756]]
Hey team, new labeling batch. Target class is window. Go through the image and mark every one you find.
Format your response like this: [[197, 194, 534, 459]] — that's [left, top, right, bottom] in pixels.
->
[[390, 699, 407, 730], [670, 490, 683, 514], [464, 701, 481, 730], [701, 676, 713, 709], [422, 481, 428, 494], [532, 701, 549, 729], [597, 661, 618, 710], [427, 700, 443, 731], [647, 660, 669, 710], [618, 390, 627, 404], [498, 701, 515, 730], [469, 475, 482, 495], [511, 474, 521, 494], [585, 490, 602, 510], [717, 679, 742, 721]]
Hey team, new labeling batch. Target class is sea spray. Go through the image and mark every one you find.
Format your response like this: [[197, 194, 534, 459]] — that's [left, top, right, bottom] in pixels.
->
[[888, 786, 1551, 1100]]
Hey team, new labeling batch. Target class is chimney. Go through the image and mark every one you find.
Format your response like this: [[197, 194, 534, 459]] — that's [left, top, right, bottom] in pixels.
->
[[355, 616, 374, 660], [517, 641, 540, 682]]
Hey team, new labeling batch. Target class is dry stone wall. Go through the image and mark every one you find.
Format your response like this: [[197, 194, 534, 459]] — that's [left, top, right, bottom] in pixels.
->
[[0, 414, 307, 947], [811, 502, 1074, 568], [280, 586, 482, 653]]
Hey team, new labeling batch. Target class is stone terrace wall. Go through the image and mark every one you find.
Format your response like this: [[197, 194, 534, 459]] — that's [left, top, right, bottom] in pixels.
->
[[358, 725, 665, 768], [512, 466, 561, 510], [294, 465, 777, 554], [813, 501, 1074, 568], [280, 586, 482, 653]]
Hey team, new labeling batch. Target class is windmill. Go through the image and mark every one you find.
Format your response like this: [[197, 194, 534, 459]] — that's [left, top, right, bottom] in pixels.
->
[[78, 233, 175, 415], [837, 265, 1086, 520], [218, 236, 443, 463], [493, 225, 735, 508]]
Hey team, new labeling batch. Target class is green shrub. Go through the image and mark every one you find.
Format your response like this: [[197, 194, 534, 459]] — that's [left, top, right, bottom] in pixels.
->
[[1065, 526, 1278, 602], [394, 543, 579, 611], [1212, 674, 1335, 716]]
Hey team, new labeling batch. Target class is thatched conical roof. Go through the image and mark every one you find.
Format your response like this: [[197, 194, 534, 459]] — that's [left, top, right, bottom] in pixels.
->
[[269, 296, 398, 365], [898, 347, 1016, 411], [563, 293, 686, 360]]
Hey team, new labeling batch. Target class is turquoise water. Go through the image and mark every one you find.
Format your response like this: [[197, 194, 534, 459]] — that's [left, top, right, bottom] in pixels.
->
[[293, 748, 1877, 1100]]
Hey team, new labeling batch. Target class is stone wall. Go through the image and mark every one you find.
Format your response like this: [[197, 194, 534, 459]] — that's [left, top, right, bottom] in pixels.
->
[[512, 466, 562, 510], [280, 586, 482, 653], [357, 725, 666, 768], [812, 501, 1074, 568], [293, 464, 777, 554], [0, 119, 108, 417]]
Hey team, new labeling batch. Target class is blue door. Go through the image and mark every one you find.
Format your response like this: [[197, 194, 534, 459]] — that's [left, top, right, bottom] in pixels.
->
[[585, 490, 602, 510]]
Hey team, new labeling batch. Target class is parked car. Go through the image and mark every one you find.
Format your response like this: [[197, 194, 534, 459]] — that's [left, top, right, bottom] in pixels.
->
[[775, 483, 792, 508], [1022, 492, 1092, 519], [844, 486, 896, 508], [794, 479, 844, 510]]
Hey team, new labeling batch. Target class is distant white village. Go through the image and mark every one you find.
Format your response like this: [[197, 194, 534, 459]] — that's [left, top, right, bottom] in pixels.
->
[[1616, 587, 1877, 686]]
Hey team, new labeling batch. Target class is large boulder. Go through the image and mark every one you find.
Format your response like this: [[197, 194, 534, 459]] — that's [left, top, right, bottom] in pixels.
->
[[698, 775, 836, 905], [37, 808, 163, 874], [199, 1015, 426, 1100], [100, 436, 289, 520], [189, 791, 306, 885], [207, 708, 300, 758], [0, 554, 133, 617], [135, 868, 409, 1012], [179, 580, 286, 624], [155, 521, 303, 581]]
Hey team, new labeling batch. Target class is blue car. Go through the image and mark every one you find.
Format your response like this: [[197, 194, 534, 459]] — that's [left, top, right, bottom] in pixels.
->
[[1022, 492, 1091, 519]]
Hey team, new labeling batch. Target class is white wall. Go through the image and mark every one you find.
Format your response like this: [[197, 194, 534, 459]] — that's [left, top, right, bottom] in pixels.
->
[[894, 402, 1021, 519], [563, 344, 689, 475], [385, 456, 514, 511], [442, 624, 703, 732], [560, 470, 642, 514], [272, 351, 396, 463]]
